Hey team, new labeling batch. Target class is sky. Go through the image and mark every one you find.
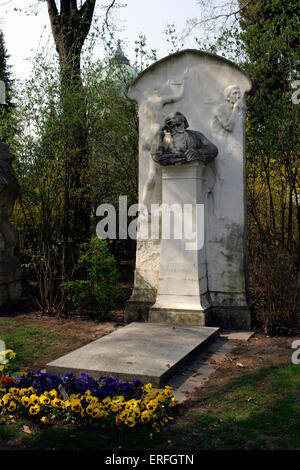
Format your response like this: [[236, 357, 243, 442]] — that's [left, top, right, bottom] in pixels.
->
[[1, 0, 202, 81]]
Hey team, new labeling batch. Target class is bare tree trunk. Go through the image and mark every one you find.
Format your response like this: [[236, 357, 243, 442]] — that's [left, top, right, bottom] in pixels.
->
[[46, 1, 96, 265]]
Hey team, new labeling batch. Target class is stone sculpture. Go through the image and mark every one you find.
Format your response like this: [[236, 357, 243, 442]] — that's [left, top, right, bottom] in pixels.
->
[[151, 111, 218, 166], [211, 85, 246, 136], [140, 75, 187, 209], [0, 142, 21, 259], [0, 83, 22, 306], [125, 50, 253, 330]]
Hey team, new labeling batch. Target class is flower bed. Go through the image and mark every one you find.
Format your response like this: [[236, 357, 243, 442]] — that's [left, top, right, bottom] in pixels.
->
[[0, 350, 175, 430]]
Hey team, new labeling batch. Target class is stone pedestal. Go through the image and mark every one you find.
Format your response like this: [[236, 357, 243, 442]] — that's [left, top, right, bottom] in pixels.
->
[[149, 161, 210, 325], [0, 256, 22, 306]]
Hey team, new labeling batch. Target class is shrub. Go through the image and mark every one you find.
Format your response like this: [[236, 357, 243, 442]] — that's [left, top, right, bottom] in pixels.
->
[[62, 237, 120, 319], [249, 244, 299, 336]]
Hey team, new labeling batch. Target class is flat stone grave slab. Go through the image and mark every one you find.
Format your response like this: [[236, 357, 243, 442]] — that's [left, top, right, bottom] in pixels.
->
[[46, 323, 219, 387]]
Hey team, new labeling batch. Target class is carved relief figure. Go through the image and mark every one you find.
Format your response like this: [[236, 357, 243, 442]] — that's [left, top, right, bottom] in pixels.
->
[[140, 74, 187, 209], [211, 85, 245, 136], [151, 111, 218, 166], [0, 142, 21, 260]]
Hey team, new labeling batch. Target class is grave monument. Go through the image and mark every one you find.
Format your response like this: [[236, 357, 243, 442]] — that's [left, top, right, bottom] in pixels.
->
[[125, 50, 253, 330], [46, 50, 253, 385], [0, 81, 22, 306]]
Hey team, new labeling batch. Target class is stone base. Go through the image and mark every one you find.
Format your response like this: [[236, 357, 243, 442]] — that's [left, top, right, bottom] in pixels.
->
[[149, 307, 211, 326], [126, 298, 251, 330], [0, 256, 22, 306], [46, 322, 219, 387], [209, 306, 251, 330], [0, 279, 22, 306], [125, 299, 152, 322]]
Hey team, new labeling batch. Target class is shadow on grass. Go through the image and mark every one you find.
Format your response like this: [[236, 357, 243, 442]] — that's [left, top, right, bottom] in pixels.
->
[[166, 363, 300, 450]]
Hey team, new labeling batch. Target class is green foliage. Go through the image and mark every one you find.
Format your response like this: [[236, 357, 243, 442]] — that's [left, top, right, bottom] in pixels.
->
[[9, 40, 139, 313], [239, 0, 299, 334], [0, 30, 13, 104], [0, 29, 14, 142], [62, 237, 120, 319]]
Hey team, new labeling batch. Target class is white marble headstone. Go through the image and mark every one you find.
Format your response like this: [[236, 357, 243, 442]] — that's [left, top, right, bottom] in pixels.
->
[[125, 50, 253, 330]]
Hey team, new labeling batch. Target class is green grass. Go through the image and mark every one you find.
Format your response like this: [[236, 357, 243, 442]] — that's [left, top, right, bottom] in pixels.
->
[[1, 363, 299, 450], [0, 319, 299, 450], [164, 364, 300, 450], [0, 319, 69, 371]]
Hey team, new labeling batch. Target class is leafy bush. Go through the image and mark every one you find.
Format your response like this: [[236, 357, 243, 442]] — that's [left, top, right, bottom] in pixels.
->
[[62, 237, 120, 319], [249, 244, 299, 336]]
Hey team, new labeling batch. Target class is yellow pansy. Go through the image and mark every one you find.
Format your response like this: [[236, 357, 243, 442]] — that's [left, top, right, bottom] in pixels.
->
[[39, 395, 51, 405], [146, 399, 158, 412], [70, 393, 80, 400], [21, 396, 30, 407], [164, 387, 173, 398], [51, 397, 64, 408], [102, 396, 111, 405], [125, 416, 136, 427], [91, 407, 101, 419], [64, 400, 72, 410], [115, 414, 123, 426], [71, 399, 81, 413], [29, 404, 40, 415], [157, 394, 166, 403], [2, 394, 12, 405], [168, 397, 176, 407], [141, 410, 151, 423], [86, 404, 94, 415], [7, 401, 17, 412], [143, 383, 152, 393], [29, 394, 40, 405]]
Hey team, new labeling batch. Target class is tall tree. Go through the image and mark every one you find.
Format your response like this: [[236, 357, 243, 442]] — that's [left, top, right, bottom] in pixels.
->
[[45, 1, 97, 265], [46, 0, 96, 86]]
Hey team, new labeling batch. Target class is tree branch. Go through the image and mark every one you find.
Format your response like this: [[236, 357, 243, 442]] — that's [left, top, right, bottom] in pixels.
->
[[185, 0, 254, 34], [80, 0, 97, 20], [46, 0, 60, 41], [79, 0, 97, 39], [103, 0, 116, 30], [47, 0, 59, 20]]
